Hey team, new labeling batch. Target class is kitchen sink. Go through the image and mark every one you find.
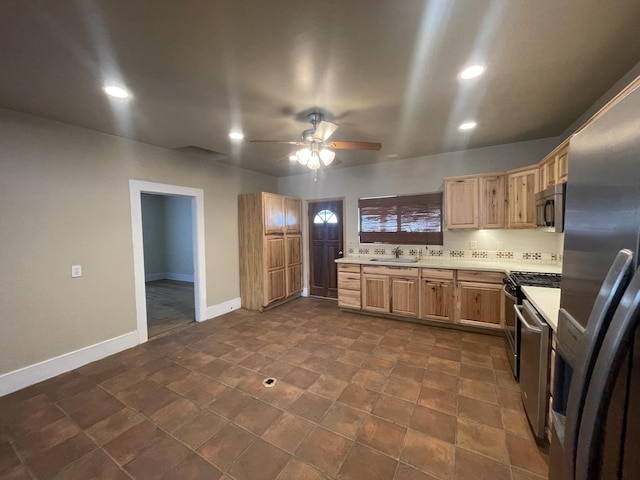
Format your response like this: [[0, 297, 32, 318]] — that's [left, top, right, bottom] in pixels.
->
[[370, 258, 418, 263]]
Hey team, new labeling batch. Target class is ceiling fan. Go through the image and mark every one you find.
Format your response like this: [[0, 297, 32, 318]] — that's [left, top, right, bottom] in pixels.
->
[[249, 113, 382, 176]]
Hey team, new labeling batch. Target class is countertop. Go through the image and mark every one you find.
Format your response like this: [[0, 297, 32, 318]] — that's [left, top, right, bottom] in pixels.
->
[[521, 286, 561, 332], [336, 256, 562, 275]]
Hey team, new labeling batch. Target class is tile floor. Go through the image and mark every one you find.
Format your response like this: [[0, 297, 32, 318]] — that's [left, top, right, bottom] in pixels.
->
[[0, 297, 549, 479], [145, 280, 195, 338]]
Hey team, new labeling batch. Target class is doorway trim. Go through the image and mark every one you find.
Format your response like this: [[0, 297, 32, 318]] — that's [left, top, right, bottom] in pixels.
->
[[129, 180, 207, 344], [306, 197, 346, 298]]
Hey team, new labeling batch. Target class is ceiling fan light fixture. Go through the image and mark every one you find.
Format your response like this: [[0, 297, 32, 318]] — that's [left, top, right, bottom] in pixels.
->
[[297, 147, 311, 165], [307, 151, 321, 170], [319, 148, 335, 165]]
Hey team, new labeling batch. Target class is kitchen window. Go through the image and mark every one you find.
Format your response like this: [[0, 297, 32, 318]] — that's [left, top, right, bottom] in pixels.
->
[[358, 192, 443, 245]]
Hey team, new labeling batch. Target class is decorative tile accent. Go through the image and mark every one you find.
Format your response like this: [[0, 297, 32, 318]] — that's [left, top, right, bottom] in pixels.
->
[[409, 249, 418, 257], [551, 253, 558, 262], [522, 252, 542, 260], [450, 250, 464, 258], [348, 248, 354, 255], [471, 251, 488, 259], [428, 249, 443, 257], [496, 251, 514, 259], [358, 248, 370, 255], [374, 248, 386, 255]]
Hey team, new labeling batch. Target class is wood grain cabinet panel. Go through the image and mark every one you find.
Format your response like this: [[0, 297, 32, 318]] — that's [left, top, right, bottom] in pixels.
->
[[445, 178, 479, 229], [479, 175, 506, 229], [362, 274, 390, 313], [265, 236, 285, 269], [338, 264, 361, 309], [263, 193, 285, 234], [507, 167, 539, 229], [390, 277, 419, 317], [420, 279, 453, 322], [457, 280, 504, 328], [266, 268, 286, 305]]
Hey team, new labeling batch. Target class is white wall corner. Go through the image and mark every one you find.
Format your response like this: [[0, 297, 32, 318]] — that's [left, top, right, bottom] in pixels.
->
[[0, 331, 138, 397], [302, 288, 309, 297], [205, 297, 242, 321], [164, 273, 195, 282], [145, 273, 165, 282]]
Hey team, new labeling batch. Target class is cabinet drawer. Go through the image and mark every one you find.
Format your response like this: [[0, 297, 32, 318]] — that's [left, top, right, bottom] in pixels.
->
[[338, 272, 361, 291], [420, 268, 454, 280], [338, 289, 361, 309], [457, 270, 505, 284], [362, 266, 419, 277], [338, 264, 361, 273]]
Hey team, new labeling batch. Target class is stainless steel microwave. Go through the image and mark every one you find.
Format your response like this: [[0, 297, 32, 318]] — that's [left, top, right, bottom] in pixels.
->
[[535, 183, 566, 232]]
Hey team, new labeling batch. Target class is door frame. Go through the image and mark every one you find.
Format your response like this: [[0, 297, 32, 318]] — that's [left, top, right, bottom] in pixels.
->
[[305, 197, 346, 298], [129, 180, 207, 344]]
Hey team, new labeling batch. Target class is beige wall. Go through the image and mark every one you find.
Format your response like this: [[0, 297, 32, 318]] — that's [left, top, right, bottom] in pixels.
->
[[0, 109, 276, 375], [277, 137, 561, 290]]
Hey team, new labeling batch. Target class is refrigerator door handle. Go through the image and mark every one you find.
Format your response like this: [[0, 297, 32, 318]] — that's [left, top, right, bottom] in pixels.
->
[[515, 304, 541, 333], [575, 266, 640, 480]]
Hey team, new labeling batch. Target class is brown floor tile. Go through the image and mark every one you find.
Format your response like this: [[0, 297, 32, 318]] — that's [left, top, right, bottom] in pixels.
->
[[461, 351, 494, 368], [232, 399, 283, 435], [459, 363, 495, 383], [299, 355, 331, 374], [410, 405, 456, 444], [277, 347, 311, 365], [115, 380, 179, 417], [337, 351, 369, 367], [208, 388, 254, 419], [337, 384, 379, 413], [53, 448, 120, 479], [394, 463, 440, 480], [5, 403, 65, 439], [506, 433, 549, 477], [197, 423, 255, 470], [371, 394, 415, 427], [14, 416, 81, 457], [259, 381, 303, 409], [372, 346, 402, 362], [401, 429, 455, 480], [85, 408, 145, 446], [150, 398, 200, 432], [216, 365, 257, 389], [103, 421, 166, 466], [220, 347, 255, 364], [383, 376, 421, 403], [278, 458, 329, 480], [502, 408, 534, 439], [457, 396, 503, 429], [511, 467, 548, 480], [460, 340, 492, 354], [124, 435, 191, 480], [337, 442, 398, 480], [426, 357, 460, 376], [495, 371, 520, 391], [399, 350, 430, 367], [361, 356, 394, 375], [262, 412, 314, 454], [197, 358, 234, 379], [283, 367, 321, 389], [320, 403, 367, 440], [454, 447, 511, 480], [497, 386, 525, 412], [351, 370, 387, 392], [100, 370, 145, 395], [308, 375, 348, 400], [433, 337, 462, 351], [358, 416, 407, 459], [422, 371, 459, 394], [456, 417, 509, 463], [348, 341, 378, 354], [391, 363, 425, 383], [259, 359, 296, 378], [458, 378, 498, 404], [25, 433, 95, 479], [323, 361, 359, 382], [162, 453, 223, 480], [417, 386, 457, 415], [431, 346, 462, 362], [172, 410, 227, 450], [287, 392, 332, 423], [239, 352, 271, 370], [228, 438, 290, 480], [0, 441, 20, 476], [149, 363, 190, 385], [296, 426, 353, 477]]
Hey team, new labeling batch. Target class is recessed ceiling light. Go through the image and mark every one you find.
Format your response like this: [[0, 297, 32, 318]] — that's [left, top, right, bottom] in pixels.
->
[[229, 132, 244, 140], [459, 65, 485, 80], [103, 85, 130, 99], [459, 121, 477, 131], [289, 155, 298, 161]]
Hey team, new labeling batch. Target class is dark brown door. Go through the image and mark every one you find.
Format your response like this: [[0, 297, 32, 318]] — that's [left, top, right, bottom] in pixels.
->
[[308, 200, 343, 298]]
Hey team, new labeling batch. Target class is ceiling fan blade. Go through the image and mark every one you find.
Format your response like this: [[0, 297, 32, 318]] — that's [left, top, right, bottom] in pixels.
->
[[329, 156, 342, 166], [328, 141, 382, 151], [249, 140, 301, 145], [314, 121, 339, 141]]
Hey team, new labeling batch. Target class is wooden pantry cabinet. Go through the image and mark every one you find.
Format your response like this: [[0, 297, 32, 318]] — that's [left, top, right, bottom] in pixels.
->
[[238, 192, 302, 311]]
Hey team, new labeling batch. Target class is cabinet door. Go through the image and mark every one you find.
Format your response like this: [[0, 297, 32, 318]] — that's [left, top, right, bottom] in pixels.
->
[[285, 235, 302, 297], [390, 277, 419, 317], [265, 268, 286, 305], [362, 275, 390, 313], [557, 150, 569, 183], [263, 193, 284, 234], [265, 236, 285, 269], [286, 264, 302, 297], [421, 279, 453, 322], [457, 281, 504, 327], [507, 168, 538, 228], [445, 178, 479, 229], [479, 175, 506, 229], [284, 197, 302, 233]]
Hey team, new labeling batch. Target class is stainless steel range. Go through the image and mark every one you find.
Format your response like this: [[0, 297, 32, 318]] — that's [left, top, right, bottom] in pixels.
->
[[504, 271, 561, 380]]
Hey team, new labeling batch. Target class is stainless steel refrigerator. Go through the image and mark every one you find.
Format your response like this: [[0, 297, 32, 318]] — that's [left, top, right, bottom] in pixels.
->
[[550, 83, 640, 479]]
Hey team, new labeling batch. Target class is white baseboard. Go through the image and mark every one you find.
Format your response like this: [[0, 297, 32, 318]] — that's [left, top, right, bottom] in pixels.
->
[[204, 297, 241, 321], [302, 287, 309, 297], [0, 331, 138, 397], [165, 273, 194, 282], [145, 273, 194, 283], [145, 273, 165, 282]]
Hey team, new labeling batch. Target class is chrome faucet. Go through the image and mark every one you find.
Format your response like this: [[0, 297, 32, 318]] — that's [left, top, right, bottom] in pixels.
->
[[391, 246, 401, 258]]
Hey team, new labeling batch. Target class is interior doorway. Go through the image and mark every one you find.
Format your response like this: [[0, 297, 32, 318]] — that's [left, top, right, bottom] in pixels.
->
[[141, 193, 195, 338], [129, 180, 207, 344], [308, 199, 344, 298]]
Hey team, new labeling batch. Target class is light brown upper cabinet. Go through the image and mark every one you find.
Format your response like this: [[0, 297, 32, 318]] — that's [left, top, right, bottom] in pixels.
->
[[479, 175, 506, 229], [444, 177, 479, 229], [263, 193, 285, 234], [538, 141, 569, 191], [284, 196, 302, 233], [507, 167, 539, 229]]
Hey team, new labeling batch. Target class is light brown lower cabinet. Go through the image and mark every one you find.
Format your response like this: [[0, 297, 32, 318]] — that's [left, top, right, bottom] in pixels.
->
[[286, 235, 302, 297], [362, 274, 390, 313], [390, 277, 419, 317], [338, 264, 361, 309], [456, 270, 505, 328], [421, 279, 453, 322]]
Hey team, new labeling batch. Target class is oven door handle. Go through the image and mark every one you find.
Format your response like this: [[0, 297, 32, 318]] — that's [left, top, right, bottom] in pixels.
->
[[514, 304, 541, 333], [503, 284, 517, 302]]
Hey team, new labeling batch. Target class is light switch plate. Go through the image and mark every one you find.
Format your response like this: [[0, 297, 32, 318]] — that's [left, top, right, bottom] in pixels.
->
[[469, 241, 477, 250], [71, 265, 82, 278], [497, 241, 504, 251]]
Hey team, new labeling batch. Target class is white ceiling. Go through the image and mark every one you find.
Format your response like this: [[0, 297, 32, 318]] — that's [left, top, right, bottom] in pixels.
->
[[2, 1, 640, 176]]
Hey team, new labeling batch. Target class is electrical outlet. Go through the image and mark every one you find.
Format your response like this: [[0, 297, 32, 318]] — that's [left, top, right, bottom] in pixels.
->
[[469, 241, 477, 250], [71, 265, 82, 278], [497, 241, 504, 251]]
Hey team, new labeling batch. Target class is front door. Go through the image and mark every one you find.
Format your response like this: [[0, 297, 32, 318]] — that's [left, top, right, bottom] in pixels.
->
[[308, 200, 343, 298]]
